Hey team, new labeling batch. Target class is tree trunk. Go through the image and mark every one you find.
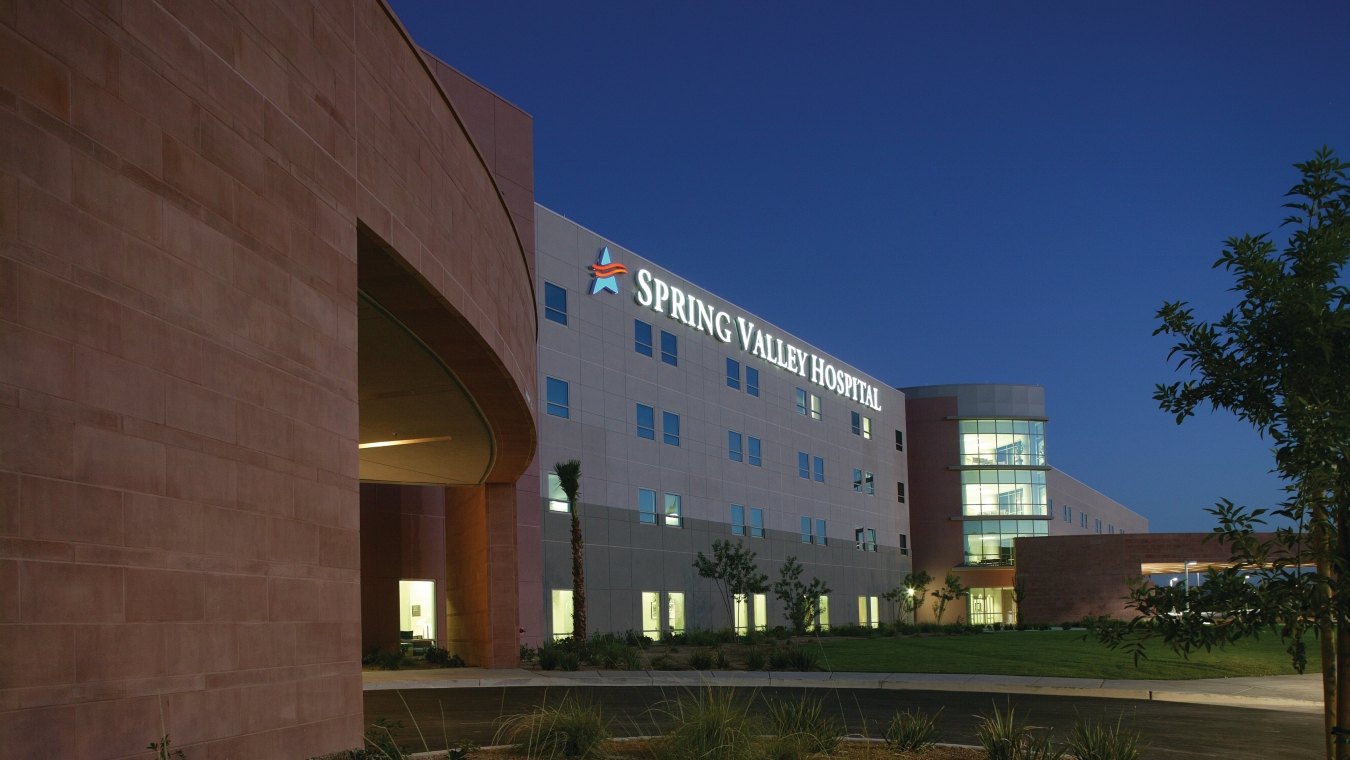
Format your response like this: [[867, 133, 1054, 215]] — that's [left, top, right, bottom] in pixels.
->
[[570, 504, 586, 644]]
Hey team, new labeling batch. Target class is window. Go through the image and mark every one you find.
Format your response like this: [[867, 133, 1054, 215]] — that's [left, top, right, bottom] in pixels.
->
[[636, 404, 655, 439], [728, 431, 743, 462], [641, 591, 661, 639], [815, 595, 830, 632], [896, 482, 906, 503], [1109, 523, 1115, 534], [803, 517, 826, 545], [852, 469, 874, 494], [895, 430, 904, 451], [734, 593, 768, 633], [858, 595, 879, 629], [1081, 512, 1088, 528], [959, 419, 1046, 466], [749, 507, 764, 538], [731, 505, 746, 536], [1063, 504, 1071, 522], [798, 451, 810, 479], [1095, 518, 1102, 534], [544, 282, 567, 325], [813, 456, 824, 483], [551, 589, 573, 639], [745, 367, 759, 397], [960, 469, 1048, 516], [664, 493, 682, 527], [660, 330, 678, 366], [545, 377, 569, 418], [634, 319, 653, 356], [898, 533, 908, 556], [399, 580, 435, 640], [662, 411, 680, 446], [753, 593, 767, 632], [963, 519, 1048, 565], [747, 436, 762, 467], [852, 411, 873, 438], [726, 358, 740, 389], [796, 388, 821, 419], [638, 488, 657, 524], [547, 473, 569, 512], [734, 593, 748, 634], [668, 592, 685, 635], [855, 527, 877, 552]]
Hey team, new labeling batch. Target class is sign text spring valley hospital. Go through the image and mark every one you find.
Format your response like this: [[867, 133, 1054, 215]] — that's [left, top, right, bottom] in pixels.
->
[[633, 268, 882, 411]]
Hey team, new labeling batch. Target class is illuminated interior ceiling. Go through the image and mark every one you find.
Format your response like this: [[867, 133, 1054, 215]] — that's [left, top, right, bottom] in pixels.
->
[[358, 294, 493, 485]]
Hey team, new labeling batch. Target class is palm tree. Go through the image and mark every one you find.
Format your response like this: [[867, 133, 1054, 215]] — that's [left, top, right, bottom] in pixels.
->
[[553, 459, 585, 644]]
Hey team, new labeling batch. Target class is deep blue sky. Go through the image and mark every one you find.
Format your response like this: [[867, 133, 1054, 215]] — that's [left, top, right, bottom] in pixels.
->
[[390, 1, 1350, 532]]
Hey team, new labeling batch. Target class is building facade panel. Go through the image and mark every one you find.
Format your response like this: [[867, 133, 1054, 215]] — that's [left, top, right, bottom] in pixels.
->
[[535, 206, 909, 639]]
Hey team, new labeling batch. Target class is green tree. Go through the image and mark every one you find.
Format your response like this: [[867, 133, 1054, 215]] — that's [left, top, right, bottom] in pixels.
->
[[1090, 148, 1349, 760], [931, 572, 969, 625], [553, 460, 586, 644], [693, 539, 769, 629], [885, 570, 932, 625], [772, 556, 832, 635]]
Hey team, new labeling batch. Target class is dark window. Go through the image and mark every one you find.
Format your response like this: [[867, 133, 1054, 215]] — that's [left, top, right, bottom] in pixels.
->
[[897, 482, 906, 503], [634, 319, 653, 356], [731, 504, 745, 536], [726, 358, 740, 389], [813, 456, 825, 483], [800, 516, 812, 543], [635, 404, 655, 439], [638, 488, 656, 524], [798, 451, 809, 479], [815, 519, 827, 546], [663, 411, 680, 446], [545, 377, 569, 418], [747, 436, 762, 467], [895, 430, 904, 451], [851, 411, 862, 436], [728, 431, 743, 462], [745, 367, 759, 396], [898, 533, 909, 556], [749, 508, 764, 538], [660, 330, 678, 366], [544, 282, 567, 325]]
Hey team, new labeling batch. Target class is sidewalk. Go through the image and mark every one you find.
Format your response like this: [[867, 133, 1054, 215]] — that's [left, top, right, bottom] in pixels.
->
[[362, 667, 1322, 714]]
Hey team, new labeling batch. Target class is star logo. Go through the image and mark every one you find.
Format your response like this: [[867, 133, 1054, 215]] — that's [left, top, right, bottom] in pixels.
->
[[588, 247, 628, 295]]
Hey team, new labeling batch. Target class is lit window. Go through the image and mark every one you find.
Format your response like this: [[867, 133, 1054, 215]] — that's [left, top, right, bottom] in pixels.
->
[[815, 519, 827, 546], [898, 533, 908, 556], [550, 589, 573, 640], [665, 492, 682, 527], [862, 416, 871, 439], [858, 595, 879, 629], [544, 282, 567, 325], [809, 393, 821, 420], [800, 516, 812, 544], [813, 456, 824, 483], [547, 473, 569, 512], [662, 411, 680, 446], [660, 330, 678, 366], [545, 377, 569, 418], [897, 482, 906, 503], [636, 404, 655, 440], [798, 451, 810, 479], [731, 504, 746, 536], [747, 436, 762, 467], [634, 319, 653, 356], [728, 431, 743, 462], [895, 430, 903, 452], [746, 367, 759, 397], [749, 507, 764, 538], [815, 596, 830, 632], [726, 358, 740, 389], [668, 592, 685, 635], [638, 488, 656, 524]]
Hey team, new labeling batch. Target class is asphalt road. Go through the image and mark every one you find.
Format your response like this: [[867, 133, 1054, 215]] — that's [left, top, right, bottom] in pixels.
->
[[364, 686, 1320, 759]]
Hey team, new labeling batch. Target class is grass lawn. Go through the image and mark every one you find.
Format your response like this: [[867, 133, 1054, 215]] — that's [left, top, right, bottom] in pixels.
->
[[812, 630, 1302, 680]]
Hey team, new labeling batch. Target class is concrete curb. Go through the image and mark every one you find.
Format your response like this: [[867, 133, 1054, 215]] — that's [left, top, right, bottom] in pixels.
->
[[362, 668, 1322, 714]]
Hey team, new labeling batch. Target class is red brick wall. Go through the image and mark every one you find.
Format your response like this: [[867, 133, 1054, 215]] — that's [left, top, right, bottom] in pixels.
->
[[0, 1, 536, 757]]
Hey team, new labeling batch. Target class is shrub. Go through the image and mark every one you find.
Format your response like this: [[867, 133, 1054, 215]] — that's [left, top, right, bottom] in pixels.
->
[[375, 649, 404, 671], [520, 644, 538, 664], [586, 637, 632, 668], [714, 648, 731, 669], [688, 650, 715, 670], [651, 654, 685, 671], [768, 643, 821, 671], [762, 695, 841, 759], [884, 707, 941, 752], [1065, 716, 1142, 760], [745, 647, 766, 671], [364, 718, 410, 760], [497, 697, 609, 759], [656, 687, 759, 760], [539, 647, 560, 671], [558, 651, 581, 671], [975, 703, 1064, 760]]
